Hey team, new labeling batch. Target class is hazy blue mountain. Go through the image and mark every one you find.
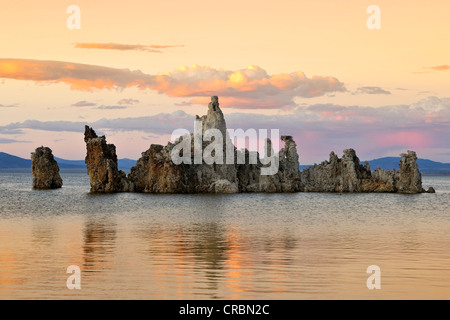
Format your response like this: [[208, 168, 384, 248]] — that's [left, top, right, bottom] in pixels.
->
[[117, 159, 137, 170], [368, 157, 450, 174], [0, 152, 32, 168], [301, 157, 450, 174], [0, 152, 136, 170], [1, 152, 449, 174], [54, 157, 86, 169]]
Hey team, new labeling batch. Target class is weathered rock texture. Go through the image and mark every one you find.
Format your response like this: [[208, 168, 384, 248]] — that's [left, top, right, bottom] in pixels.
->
[[31, 147, 63, 189], [84, 96, 429, 194], [300, 149, 425, 193], [84, 126, 133, 193], [128, 143, 186, 193]]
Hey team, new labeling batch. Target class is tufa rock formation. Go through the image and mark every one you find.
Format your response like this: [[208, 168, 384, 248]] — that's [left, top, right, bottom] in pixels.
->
[[84, 96, 429, 194], [128, 143, 186, 193], [31, 147, 63, 189], [84, 126, 133, 193], [300, 149, 426, 193], [426, 187, 436, 193], [398, 151, 423, 194], [301, 149, 378, 193]]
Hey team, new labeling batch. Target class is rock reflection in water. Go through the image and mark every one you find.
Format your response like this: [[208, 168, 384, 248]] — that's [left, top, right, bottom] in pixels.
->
[[82, 217, 117, 272]]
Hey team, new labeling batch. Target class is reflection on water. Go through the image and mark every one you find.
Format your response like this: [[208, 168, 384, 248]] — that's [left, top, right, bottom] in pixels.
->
[[131, 221, 305, 299], [32, 223, 56, 248], [83, 218, 117, 272], [0, 171, 449, 299]]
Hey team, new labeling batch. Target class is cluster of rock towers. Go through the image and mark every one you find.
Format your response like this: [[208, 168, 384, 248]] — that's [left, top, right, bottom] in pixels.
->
[[31, 96, 433, 194]]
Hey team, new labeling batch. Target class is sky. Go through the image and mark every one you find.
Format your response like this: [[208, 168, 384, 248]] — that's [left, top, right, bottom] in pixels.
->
[[0, 0, 449, 163]]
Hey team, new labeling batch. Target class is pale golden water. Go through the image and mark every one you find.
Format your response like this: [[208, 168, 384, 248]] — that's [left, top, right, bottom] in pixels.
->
[[0, 170, 449, 299]]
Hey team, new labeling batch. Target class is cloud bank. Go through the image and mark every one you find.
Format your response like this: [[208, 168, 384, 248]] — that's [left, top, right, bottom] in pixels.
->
[[0, 59, 346, 109], [354, 86, 391, 95], [72, 101, 97, 107], [426, 65, 450, 71], [74, 43, 184, 53], [1, 97, 448, 162], [97, 105, 128, 110], [0, 138, 30, 144], [118, 98, 139, 105]]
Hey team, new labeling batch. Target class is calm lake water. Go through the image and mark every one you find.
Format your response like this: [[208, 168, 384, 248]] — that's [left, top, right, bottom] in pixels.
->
[[0, 169, 449, 300]]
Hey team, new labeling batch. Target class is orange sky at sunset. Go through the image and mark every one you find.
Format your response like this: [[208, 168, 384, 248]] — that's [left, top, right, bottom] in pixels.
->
[[0, 0, 449, 163]]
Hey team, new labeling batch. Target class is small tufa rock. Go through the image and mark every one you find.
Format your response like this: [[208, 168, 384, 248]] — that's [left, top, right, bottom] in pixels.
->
[[31, 147, 63, 189], [397, 151, 422, 194], [426, 186, 436, 193]]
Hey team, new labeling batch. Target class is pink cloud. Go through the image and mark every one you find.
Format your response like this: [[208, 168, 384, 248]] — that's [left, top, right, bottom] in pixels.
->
[[373, 130, 431, 149], [74, 43, 184, 53], [3, 96, 448, 163], [118, 98, 139, 105], [0, 59, 346, 109], [426, 65, 450, 71]]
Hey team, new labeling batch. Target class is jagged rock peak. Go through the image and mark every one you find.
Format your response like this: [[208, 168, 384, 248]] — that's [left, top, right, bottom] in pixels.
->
[[81, 96, 429, 194], [201, 96, 227, 136], [397, 150, 422, 194], [210, 96, 220, 111], [84, 125, 98, 142], [300, 148, 427, 194], [84, 126, 132, 193], [31, 146, 63, 189], [342, 148, 358, 161]]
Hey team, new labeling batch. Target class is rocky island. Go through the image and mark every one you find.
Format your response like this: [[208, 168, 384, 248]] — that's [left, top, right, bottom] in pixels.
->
[[31, 146, 63, 189], [84, 96, 432, 194], [301, 149, 425, 193]]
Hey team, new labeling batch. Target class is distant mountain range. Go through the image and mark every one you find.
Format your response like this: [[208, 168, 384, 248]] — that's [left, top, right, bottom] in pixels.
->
[[367, 157, 450, 174], [0, 152, 136, 170], [1, 152, 450, 174], [299, 156, 450, 174]]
